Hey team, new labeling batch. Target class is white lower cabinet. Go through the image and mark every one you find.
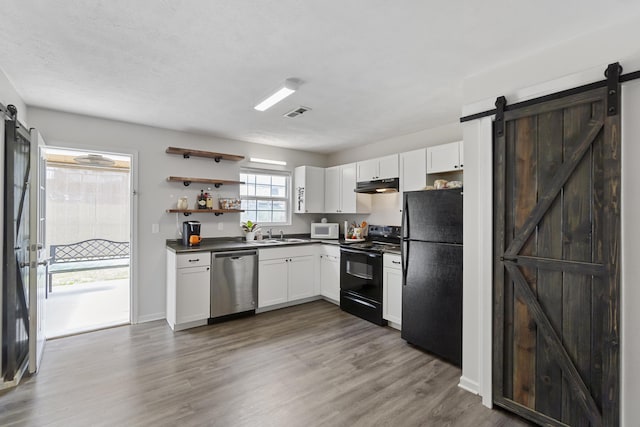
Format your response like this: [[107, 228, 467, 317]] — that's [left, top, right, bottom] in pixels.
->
[[383, 253, 402, 329], [258, 246, 318, 309], [166, 250, 211, 331], [320, 245, 340, 303], [288, 255, 316, 300], [258, 258, 288, 307]]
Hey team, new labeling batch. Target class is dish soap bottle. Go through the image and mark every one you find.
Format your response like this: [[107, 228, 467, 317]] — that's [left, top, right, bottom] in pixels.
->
[[206, 187, 214, 209]]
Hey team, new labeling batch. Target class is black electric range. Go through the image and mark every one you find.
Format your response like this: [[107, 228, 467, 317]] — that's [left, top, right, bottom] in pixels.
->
[[339, 225, 401, 325]]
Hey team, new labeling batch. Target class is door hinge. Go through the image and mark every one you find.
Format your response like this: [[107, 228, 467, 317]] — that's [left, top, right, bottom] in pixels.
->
[[605, 62, 622, 116]]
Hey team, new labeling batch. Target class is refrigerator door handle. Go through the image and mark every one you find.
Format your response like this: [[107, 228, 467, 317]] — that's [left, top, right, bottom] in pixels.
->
[[402, 240, 409, 284], [402, 195, 409, 239]]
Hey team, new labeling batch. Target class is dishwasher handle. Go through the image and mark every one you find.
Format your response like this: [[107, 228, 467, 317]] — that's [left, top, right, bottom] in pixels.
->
[[213, 250, 258, 259]]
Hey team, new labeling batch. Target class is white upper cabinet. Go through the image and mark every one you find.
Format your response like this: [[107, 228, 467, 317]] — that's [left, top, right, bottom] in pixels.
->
[[324, 166, 341, 213], [400, 148, 427, 193], [356, 154, 399, 182], [357, 159, 378, 182], [294, 166, 325, 213], [427, 141, 464, 174], [325, 163, 371, 214]]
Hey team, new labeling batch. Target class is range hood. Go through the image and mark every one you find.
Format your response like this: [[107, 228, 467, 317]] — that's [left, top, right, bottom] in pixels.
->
[[354, 177, 399, 194]]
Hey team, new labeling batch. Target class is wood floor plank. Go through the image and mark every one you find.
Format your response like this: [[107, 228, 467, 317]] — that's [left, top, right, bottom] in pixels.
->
[[0, 301, 530, 426]]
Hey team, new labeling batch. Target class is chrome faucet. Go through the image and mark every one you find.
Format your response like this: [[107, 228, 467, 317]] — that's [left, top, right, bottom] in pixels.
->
[[279, 230, 284, 240], [268, 229, 273, 239]]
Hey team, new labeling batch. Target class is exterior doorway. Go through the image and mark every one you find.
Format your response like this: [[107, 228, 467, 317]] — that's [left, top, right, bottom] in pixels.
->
[[44, 148, 132, 338]]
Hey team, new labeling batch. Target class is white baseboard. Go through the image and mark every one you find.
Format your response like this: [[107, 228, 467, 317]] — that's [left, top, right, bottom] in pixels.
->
[[458, 376, 480, 395], [135, 312, 165, 323]]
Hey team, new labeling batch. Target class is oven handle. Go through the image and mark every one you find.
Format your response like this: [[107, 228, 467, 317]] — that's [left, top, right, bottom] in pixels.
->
[[340, 247, 381, 258], [345, 295, 376, 309]]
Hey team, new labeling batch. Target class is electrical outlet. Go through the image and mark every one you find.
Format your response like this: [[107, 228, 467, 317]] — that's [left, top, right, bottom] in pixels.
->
[[217, 222, 223, 231], [152, 224, 159, 234]]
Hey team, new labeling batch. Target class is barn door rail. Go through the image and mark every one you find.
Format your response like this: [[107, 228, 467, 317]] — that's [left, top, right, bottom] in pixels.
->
[[460, 61, 633, 123]]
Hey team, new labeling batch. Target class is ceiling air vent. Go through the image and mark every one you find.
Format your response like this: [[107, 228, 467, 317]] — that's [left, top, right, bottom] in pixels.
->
[[284, 106, 311, 118]]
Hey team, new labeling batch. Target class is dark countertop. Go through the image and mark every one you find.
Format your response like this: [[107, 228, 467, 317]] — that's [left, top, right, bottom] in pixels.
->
[[166, 234, 342, 253], [166, 235, 401, 255]]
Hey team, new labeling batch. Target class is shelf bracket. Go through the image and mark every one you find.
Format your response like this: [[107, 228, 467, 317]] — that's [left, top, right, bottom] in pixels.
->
[[183, 212, 191, 217], [214, 183, 222, 188], [214, 156, 222, 163], [214, 212, 223, 216], [182, 153, 191, 159], [183, 181, 191, 187]]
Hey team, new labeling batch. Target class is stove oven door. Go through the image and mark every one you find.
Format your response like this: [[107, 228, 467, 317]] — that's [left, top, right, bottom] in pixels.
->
[[340, 247, 385, 325]]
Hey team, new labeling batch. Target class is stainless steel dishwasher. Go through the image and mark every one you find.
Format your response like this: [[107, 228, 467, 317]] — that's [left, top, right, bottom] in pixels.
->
[[210, 250, 258, 319]]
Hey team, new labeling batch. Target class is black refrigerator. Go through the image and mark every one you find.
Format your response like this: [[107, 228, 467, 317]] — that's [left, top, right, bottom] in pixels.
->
[[401, 189, 463, 367]]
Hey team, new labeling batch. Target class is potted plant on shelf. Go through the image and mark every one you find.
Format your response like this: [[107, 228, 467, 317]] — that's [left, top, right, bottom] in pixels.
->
[[241, 220, 260, 241]]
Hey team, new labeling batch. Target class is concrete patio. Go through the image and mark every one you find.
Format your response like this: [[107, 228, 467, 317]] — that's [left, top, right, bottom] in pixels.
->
[[46, 276, 130, 338]]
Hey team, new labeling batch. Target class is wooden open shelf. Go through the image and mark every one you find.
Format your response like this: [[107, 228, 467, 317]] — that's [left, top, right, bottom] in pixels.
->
[[167, 176, 244, 188], [166, 147, 245, 162], [167, 209, 244, 217]]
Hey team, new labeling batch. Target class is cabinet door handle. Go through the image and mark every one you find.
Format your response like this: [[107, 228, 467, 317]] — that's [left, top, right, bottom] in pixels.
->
[[188, 258, 200, 262], [454, 165, 458, 169], [392, 260, 401, 264]]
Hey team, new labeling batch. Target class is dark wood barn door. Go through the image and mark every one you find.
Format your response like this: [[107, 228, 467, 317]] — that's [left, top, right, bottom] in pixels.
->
[[2, 118, 31, 383], [493, 87, 620, 426]]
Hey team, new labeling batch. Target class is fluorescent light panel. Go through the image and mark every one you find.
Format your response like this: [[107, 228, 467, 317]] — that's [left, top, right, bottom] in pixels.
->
[[250, 157, 287, 166], [254, 78, 299, 111]]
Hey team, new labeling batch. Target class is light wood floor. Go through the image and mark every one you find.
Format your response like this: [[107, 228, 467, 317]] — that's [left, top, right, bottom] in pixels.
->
[[0, 300, 529, 426]]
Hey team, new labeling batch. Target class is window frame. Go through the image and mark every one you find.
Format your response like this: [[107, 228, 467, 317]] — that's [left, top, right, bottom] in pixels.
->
[[239, 168, 292, 227]]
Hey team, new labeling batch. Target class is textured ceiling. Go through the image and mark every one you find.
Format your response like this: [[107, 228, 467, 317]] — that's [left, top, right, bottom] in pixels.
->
[[1, 1, 639, 153]]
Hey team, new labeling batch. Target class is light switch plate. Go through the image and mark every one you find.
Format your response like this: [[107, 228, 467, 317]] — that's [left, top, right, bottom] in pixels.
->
[[152, 224, 159, 234], [217, 222, 223, 231]]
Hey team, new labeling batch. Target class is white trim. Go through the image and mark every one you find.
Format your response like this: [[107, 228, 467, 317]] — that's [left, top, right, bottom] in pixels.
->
[[0, 119, 4, 375], [458, 376, 480, 395]]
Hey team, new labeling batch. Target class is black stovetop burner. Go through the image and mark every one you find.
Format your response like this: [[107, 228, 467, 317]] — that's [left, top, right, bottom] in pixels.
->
[[341, 224, 402, 253]]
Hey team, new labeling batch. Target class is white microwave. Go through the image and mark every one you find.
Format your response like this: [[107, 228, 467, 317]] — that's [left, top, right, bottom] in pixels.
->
[[311, 223, 339, 239]]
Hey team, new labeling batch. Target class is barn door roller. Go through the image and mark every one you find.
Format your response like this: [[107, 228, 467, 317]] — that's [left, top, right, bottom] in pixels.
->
[[605, 62, 622, 116], [494, 96, 507, 138]]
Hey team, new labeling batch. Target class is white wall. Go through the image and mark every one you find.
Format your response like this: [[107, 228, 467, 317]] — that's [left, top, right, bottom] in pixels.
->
[[28, 107, 327, 322], [620, 80, 640, 427], [461, 17, 640, 425]]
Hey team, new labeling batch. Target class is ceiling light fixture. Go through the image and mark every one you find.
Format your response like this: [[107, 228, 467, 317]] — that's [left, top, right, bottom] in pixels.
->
[[250, 157, 287, 166], [254, 78, 299, 111]]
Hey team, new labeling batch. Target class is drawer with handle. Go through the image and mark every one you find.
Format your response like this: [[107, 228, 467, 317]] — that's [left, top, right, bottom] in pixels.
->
[[383, 253, 402, 269], [177, 252, 210, 269]]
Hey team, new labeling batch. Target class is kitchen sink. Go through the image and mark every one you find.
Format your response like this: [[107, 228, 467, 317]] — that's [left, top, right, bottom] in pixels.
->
[[247, 238, 310, 245], [248, 239, 283, 245]]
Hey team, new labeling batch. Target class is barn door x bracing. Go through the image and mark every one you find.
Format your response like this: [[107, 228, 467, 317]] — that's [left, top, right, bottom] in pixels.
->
[[493, 83, 620, 426]]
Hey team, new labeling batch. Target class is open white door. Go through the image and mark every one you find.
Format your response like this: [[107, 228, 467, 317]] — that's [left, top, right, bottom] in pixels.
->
[[28, 130, 47, 374]]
